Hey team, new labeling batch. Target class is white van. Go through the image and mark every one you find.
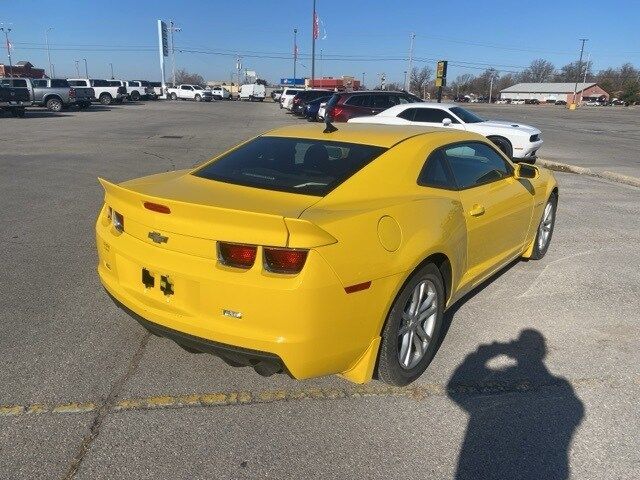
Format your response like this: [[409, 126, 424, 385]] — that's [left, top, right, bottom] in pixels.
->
[[239, 84, 266, 102]]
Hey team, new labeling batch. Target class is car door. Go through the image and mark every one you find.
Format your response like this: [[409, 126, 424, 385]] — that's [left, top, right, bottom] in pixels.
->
[[410, 107, 465, 130], [180, 85, 192, 99], [441, 142, 534, 284]]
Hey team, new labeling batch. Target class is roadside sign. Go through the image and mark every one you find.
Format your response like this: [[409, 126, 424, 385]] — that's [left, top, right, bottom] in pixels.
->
[[160, 21, 168, 57]]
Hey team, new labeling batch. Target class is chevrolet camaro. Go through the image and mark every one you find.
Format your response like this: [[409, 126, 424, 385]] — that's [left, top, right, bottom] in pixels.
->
[[96, 124, 558, 386]]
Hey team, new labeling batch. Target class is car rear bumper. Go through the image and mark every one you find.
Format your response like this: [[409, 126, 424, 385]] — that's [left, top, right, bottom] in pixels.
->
[[96, 218, 397, 380]]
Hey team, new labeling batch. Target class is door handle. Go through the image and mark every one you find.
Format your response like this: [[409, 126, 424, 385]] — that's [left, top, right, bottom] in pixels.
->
[[469, 204, 485, 216]]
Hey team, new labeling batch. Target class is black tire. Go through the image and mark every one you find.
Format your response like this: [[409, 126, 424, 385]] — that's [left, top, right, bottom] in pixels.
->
[[488, 136, 513, 159], [99, 93, 113, 105], [529, 193, 558, 260], [46, 97, 63, 112], [131, 91, 141, 101], [195, 94, 202, 102], [376, 263, 446, 386], [170, 92, 178, 101]]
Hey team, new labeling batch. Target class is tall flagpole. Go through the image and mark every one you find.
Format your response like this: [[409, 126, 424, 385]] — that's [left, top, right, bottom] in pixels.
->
[[311, 0, 316, 88]]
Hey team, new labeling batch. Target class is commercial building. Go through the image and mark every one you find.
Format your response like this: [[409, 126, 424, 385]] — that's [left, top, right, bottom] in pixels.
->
[[0, 61, 46, 78], [307, 76, 361, 90], [500, 82, 609, 103]]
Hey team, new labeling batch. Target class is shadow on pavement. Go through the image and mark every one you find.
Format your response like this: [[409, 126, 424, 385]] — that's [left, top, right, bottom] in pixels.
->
[[447, 329, 584, 480]]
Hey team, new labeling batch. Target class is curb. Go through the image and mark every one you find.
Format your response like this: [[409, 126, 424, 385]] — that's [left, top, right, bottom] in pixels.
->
[[537, 159, 640, 188]]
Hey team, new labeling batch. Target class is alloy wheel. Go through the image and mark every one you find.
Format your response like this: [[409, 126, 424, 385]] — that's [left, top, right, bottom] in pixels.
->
[[537, 202, 554, 250], [398, 280, 438, 369]]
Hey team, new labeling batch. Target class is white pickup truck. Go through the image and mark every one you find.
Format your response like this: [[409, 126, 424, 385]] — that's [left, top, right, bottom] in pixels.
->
[[209, 85, 231, 100], [67, 78, 126, 105], [166, 84, 213, 102]]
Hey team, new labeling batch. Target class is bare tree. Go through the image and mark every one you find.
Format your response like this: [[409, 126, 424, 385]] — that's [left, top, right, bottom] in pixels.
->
[[555, 61, 593, 82], [175, 68, 205, 86], [409, 66, 433, 97], [451, 73, 474, 97], [519, 59, 556, 83]]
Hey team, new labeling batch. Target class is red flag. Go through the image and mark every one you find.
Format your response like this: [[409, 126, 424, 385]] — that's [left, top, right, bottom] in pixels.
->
[[313, 12, 319, 40]]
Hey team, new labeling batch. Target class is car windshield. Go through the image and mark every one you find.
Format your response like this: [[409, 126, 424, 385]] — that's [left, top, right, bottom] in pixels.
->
[[193, 136, 387, 196], [450, 107, 484, 123], [194, 86, 203, 90]]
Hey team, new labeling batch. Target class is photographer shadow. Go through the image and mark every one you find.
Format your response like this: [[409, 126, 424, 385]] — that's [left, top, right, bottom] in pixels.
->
[[447, 329, 584, 480]]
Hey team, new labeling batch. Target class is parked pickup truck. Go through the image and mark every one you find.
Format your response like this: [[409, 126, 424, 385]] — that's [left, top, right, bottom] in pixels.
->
[[68, 78, 126, 105], [149, 82, 163, 99], [131, 80, 158, 100], [31, 78, 94, 111], [166, 84, 212, 102], [0, 77, 33, 117]]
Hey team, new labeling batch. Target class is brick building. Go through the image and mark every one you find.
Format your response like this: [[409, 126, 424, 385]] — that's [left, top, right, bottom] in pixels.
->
[[0, 61, 46, 78], [500, 82, 609, 103]]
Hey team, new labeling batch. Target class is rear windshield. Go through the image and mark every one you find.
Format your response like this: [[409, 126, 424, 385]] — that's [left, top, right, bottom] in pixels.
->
[[284, 89, 302, 96], [193, 136, 387, 196], [51, 79, 69, 88]]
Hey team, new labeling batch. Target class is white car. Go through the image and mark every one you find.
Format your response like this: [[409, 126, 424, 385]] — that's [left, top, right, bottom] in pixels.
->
[[511, 99, 526, 105], [209, 85, 231, 100], [348, 103, 543, 162], [280, 88, 303, 110]]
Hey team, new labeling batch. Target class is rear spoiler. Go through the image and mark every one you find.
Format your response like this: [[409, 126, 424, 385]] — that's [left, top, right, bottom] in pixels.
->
[[98, 178, 336, 249]]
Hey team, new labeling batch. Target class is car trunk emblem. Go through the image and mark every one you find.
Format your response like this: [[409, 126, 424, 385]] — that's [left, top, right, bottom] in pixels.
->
[[148, 231, 168, 244]]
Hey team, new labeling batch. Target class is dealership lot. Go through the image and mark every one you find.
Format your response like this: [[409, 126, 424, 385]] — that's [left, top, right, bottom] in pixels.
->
[[1, 101, 639, 479]]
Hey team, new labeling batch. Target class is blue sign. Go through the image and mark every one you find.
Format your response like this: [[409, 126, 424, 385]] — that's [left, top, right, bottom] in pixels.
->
[[280, 78, 305, 86]]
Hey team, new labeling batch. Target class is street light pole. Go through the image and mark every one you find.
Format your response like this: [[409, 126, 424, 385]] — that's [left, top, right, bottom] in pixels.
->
[[406, 32, 415, 91], [0, 25, 13, 76], [403, 71, 408, 90], [311, 0, 316, 88], [83, 58, 88, 78], [572, 38, 588, 106], [74, 60, 80, 77], [109, 62, 114, 79], [45, 27, 53, 78], [293, 28, 297, 85]]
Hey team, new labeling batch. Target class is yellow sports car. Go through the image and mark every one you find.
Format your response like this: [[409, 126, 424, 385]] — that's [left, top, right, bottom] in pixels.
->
[[96, 124, 557, 386]]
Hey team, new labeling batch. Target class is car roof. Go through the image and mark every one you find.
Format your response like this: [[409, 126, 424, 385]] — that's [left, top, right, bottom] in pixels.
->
[[263, 123, 456, 148]]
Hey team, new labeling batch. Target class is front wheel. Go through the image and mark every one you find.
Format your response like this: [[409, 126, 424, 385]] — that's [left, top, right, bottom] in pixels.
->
[[170, 93, 177, 101], [131, 91, 141, 101], [46, 97, 63, 112], [488, 136, 513, 159], [376, 263, 445, 386], [99, 93, 112, 105], [529, 194, 557, 260]]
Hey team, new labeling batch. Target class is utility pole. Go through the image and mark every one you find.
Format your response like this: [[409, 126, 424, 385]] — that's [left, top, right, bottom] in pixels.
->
[[489, 75, 494, 104], [293, 28, 297, 85], [109, 62, 114, 79], [579, 52, 591, 104], [406, 32, 415, 91], [362, 72, 365, 90], [45, 27, 53, 78], [403, 71, 408, 90], [74, 60, 80, 77], [572, 38, 588, 106], [0, 25, 13, 76], [83, 58, 88, 78], [311, 0, 316, 88], [169, 21, 181, 86], [236, 55, 242, 94], [320, 48, 323, 79]]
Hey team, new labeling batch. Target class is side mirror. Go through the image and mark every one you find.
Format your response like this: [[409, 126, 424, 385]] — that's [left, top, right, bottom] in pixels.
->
[[514, 163, 539, 179], [442, 118, 452, 126]]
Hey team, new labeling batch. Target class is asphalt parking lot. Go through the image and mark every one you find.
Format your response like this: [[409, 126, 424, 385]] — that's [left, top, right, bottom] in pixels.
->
[[1, 100, 639, 479]]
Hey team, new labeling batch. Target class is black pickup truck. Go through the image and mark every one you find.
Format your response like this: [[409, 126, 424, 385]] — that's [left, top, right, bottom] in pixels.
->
[[0, 78, 33, 117]]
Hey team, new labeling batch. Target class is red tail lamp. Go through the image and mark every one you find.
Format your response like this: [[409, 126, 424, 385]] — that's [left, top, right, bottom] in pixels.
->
[[264, 248, 308, 274], [218, 242, 257, 269]]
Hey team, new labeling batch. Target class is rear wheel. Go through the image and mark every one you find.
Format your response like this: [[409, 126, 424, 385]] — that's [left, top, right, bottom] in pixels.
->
[[195, 94, 202, 102], [529, 193, 557, 260], [131, 91, 141, 101], [376, 263, 445, 386], [170, 92, 177, 100], [99, 93, 113, 105], [46, 97, 63, 112]]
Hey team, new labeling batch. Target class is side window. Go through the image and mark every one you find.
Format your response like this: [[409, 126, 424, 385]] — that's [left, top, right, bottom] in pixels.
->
[[181, 85, 190, 90], [371, 95, 391, 109], [13, 79, 27, 87], [413, 108, 458, 123], [397, 108, 416, 121], [442, 142, 512, 189], [32, 80, 46, 88], [345, 95, 363, 106], [418, 150, 456, 189]]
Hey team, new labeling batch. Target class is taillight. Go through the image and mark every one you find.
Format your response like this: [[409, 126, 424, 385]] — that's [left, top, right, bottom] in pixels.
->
[[69, 87, 76, 98], [143, 201, 171, 214], [263, 248, 308, 274], [108, 207, 124, 233], [218, 242, 257, 269]]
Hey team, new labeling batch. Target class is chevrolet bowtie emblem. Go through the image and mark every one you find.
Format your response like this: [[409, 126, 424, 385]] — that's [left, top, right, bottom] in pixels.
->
[[148, 231, 168, 244]]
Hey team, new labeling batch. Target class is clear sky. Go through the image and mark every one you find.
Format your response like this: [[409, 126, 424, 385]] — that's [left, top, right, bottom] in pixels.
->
[[1, 0, 639, 84]]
